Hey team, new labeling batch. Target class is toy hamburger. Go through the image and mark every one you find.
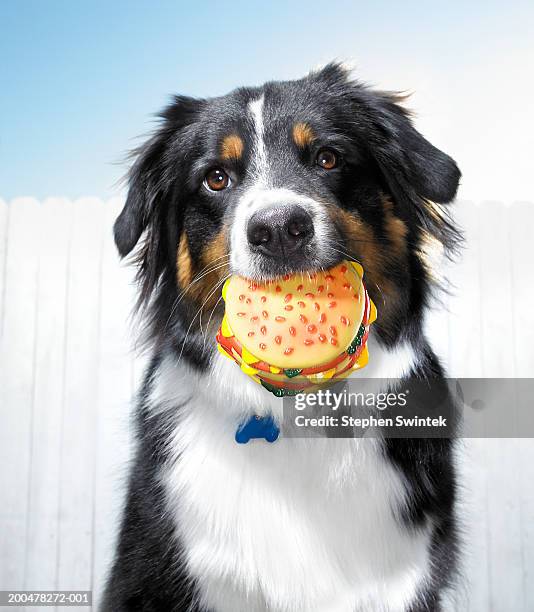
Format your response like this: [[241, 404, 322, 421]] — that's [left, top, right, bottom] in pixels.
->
[[216, 261, 376, 397]]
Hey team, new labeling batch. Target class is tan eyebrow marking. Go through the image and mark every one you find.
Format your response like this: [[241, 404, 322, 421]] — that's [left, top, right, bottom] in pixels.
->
[[292, 122, 315, 148], [220, 134, 244, 161]]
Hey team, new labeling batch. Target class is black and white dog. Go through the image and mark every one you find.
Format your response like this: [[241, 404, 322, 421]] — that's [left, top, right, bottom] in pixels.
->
[[103, 63, 461, 612]]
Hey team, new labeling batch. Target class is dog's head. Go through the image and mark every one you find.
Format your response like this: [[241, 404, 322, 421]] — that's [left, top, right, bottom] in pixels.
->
[[115, 63, 460, 362]]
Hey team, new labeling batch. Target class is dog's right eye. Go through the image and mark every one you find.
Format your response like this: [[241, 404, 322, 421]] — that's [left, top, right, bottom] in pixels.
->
[[204, 168, 230, 192], [316, 148, 337, 170]]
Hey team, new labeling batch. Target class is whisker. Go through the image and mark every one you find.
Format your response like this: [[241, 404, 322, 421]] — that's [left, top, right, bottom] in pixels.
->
[[176, 275, 229, 366], [179, 255, 230, 290], [373, 281, 387, 306], [328, 245, 387, 305], [164, 260, 230, 331], [183, 257, 230, 289], [199, 273, 230, 340], [328, 245, 363, 266], [202, 292, 226, 353]]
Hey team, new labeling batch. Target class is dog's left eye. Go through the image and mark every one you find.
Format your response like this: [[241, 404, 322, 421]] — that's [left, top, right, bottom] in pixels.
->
[[316, 149, 337, 170], [204, 168, 230, 191]]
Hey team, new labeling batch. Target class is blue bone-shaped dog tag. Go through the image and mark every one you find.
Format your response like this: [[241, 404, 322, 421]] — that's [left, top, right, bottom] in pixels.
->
[[235, 415, 280, 444]]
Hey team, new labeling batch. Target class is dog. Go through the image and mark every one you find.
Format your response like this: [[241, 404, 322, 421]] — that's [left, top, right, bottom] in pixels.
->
[[103, 63, 461, 612]]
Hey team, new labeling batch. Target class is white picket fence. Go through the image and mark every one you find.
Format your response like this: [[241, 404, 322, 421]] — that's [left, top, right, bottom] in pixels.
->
[[0, 197, 533, 611]]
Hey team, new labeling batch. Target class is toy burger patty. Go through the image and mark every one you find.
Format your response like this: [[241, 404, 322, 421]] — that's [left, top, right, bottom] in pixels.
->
[[216, 261, 377, 397]]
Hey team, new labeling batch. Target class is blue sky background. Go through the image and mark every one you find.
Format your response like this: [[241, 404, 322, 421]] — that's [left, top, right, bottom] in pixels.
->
[[1, 0, 533, 201]]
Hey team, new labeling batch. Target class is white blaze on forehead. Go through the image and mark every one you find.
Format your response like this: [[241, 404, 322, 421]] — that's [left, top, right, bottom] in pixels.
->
[[230, 94, 332, 278], [248, 94, 268, 184]]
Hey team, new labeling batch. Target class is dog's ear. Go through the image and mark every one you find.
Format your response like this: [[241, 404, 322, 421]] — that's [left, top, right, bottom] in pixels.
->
[[359, 89, 461, 205], [114, 135, 166, 257], [114, 95, 202, 257], [350, 86, 461, 250]]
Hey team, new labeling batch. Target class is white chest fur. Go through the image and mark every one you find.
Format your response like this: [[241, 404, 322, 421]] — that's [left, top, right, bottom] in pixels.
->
[[152, 337, 432, 612]]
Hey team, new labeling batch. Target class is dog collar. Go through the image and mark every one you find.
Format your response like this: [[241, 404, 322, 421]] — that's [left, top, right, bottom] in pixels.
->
[[235, 414, 280, 444]]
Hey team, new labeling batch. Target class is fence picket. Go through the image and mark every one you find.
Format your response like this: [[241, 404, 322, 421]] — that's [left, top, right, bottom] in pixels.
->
[[24, 199, 73, 592], [478, 202, 524, 611], [0, 198, 41, 590], [509, 202, 534, 612], [0, 199, 9, 338], [92, 198, 137, 606], [56, 198, 105, 593], [446, 201, 490, 612]]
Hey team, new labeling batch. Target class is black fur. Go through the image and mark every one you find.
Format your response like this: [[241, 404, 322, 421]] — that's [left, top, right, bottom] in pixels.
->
[[102, 357, 201, 611], [104, 63, 461, 611]]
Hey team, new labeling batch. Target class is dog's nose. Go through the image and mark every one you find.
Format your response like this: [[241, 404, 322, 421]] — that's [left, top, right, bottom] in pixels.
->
[[247, 205, 314, 257]]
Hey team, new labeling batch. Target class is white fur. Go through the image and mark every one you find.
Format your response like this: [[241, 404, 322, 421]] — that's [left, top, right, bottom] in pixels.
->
[[230, 96, 334, 279], [150, 335, 434, 611], [248, 95, 268, 186], [230, 186, 335, 281]]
